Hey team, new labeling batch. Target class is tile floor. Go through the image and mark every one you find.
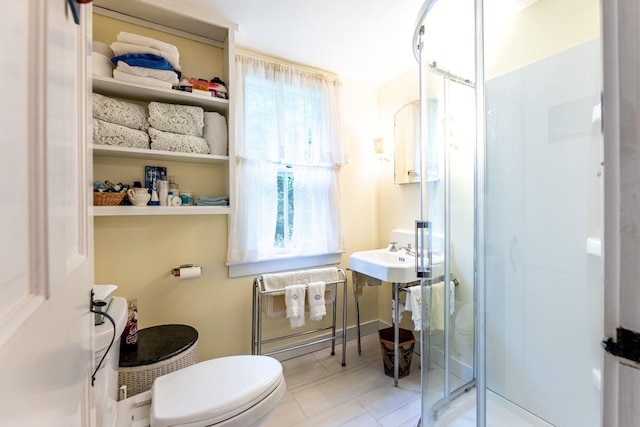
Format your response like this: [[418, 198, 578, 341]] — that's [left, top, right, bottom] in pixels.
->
[[263, 333, 423, 427], [263, 333, 546, 427]]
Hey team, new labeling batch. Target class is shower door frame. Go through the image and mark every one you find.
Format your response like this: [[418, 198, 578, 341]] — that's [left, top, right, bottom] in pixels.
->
[[414, 0, 485, 422]]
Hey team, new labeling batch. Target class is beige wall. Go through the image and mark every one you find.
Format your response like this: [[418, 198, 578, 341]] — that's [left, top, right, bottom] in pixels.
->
[[93, 69, 384, 360], [374, 67, 420, 327], [94, 0, 601, 361], [486, 0, 600, 78]]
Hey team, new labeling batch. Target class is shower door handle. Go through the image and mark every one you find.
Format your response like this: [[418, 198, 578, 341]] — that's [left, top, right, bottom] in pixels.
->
[[415, 220, 432, 278]]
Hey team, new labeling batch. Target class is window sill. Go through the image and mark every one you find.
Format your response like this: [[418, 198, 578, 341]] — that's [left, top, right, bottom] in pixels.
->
[[227, 252, 343, 278]]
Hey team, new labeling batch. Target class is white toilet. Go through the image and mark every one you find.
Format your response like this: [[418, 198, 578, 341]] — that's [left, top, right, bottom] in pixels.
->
[[453, 303, 474, 368], [95, 297, 286, 427]]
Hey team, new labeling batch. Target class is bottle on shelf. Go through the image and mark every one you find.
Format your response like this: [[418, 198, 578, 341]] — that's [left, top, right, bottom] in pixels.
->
[[169, 175, 180, 197]]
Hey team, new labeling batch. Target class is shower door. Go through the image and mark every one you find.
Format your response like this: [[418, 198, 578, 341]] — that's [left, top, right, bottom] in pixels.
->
[[416, 0, 477, 422], [415, 0, 602, 425], [419, 66, 477, 425]]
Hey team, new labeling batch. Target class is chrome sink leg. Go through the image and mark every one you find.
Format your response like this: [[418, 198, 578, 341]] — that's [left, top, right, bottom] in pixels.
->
[[394, 282, 400, 387]]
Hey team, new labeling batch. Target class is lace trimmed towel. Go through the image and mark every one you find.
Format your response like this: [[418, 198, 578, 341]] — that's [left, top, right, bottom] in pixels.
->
[[285, 284, 306, 329], [148, 102, 204, 137], [93, 118, 150, 149], [307, 281, 326, 321], [92, 93, 148, 131], [149, 127, 209, 154]]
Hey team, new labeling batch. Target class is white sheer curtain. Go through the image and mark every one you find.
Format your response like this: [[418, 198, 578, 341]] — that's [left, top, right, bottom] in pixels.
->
[[227, 53, 345, 265]]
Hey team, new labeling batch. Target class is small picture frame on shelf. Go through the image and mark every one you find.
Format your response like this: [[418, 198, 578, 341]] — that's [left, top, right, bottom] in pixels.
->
[[145, 166, 167, 194]]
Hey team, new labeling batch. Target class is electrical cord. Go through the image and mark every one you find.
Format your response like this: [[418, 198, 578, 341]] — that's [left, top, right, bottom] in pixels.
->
[[90, 294, 117, 387]]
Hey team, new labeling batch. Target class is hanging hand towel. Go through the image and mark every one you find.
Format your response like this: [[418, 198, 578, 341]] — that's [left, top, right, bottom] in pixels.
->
[[307, 281, 326, 321], [404, 285, 422, 331], [392, 299, 406, 324], [285, 284, 306, 329], [429, 281, 456, 330]]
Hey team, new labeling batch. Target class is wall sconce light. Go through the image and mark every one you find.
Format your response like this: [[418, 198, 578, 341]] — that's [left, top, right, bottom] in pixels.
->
[[373, 138, 390, 162]]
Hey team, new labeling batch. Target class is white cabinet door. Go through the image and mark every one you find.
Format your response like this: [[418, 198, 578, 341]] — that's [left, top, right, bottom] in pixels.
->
[[0, 1, 93, 426]]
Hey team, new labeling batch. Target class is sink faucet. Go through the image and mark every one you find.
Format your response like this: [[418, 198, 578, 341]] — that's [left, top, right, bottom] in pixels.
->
[[399, 243, 416, 256]]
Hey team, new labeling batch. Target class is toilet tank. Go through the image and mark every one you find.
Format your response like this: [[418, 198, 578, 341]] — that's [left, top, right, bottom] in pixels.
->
[[94, 296, 128, 427]]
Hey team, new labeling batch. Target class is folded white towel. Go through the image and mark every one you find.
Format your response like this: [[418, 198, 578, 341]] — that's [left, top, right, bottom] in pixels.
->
[[294, 267, 338, 284], [115, 61, 179, 85], [93, 93, 148, 131], [149, 127, 209, 154], [113, 69, 174, 89], [203, 112, 228, 155], [307, 281, 326, 321], [93, 118, 150, 149], [116, 31, 180, 58], [285, 284, 306, 329], [110, 41, 182, 72], [262, 271, 296, 295], [148, 101, 204, 137]]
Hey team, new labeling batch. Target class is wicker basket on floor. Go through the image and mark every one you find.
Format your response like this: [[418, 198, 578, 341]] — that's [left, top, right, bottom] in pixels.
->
[[93, 191, 126, 206], [118, 341, 198, 398]]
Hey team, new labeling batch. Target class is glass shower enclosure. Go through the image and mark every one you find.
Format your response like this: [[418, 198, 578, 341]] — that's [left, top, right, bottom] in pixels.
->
[[414, 0, 602, 425]]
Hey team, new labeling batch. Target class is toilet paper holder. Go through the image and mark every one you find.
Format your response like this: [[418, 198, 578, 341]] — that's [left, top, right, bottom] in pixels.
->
[[171, 264, 202, 277]]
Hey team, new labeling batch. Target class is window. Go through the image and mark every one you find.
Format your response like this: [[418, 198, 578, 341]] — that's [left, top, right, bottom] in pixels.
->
[[227, 54, 345, 276], [274, 166, 294, 250]]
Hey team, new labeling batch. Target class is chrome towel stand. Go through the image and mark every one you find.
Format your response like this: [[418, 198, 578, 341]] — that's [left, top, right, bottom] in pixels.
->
[[251, 267, 348, 366]]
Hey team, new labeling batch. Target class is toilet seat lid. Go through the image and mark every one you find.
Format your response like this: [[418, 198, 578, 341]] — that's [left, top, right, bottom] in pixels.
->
[[150, 355, 283, 427]]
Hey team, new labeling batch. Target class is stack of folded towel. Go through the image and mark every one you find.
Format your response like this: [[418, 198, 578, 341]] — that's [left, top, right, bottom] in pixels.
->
[[110, 32, 182, 89], [195, 196, 229, 206], [203, 112, 228, 155], [92, 93, 150, 149], [148, 101, 209, 154]]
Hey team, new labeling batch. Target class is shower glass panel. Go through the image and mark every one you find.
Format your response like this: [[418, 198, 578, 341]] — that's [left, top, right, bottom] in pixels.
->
[[484, 1, 602, 425], [417, 0, 476, 424], [415, 0, 602, 425]]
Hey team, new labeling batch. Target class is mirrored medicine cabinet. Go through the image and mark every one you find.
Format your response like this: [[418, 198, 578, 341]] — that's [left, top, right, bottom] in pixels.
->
[[394, 99, 439, 185]]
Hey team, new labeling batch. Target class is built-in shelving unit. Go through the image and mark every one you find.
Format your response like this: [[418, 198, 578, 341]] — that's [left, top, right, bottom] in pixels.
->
[[93, 75, 229, 113], [92, 144, 229, 165], [91, 0, 236, 217], [93, 205, 230, 216]]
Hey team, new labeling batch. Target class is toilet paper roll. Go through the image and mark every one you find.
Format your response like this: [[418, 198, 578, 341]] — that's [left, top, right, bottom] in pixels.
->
[[179, 266, 202, 280]]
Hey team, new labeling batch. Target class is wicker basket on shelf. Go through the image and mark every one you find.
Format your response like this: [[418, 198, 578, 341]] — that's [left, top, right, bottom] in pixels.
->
[[93, 191, 126, 206]]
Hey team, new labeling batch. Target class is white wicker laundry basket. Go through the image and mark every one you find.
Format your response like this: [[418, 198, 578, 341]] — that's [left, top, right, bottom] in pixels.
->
[[118, 324, 198, 398]]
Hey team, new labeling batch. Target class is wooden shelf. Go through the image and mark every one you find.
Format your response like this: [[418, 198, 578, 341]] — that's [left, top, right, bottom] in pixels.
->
[[92, 144, 229, 165], [93, 75, 229, 113], [93, 205, 230, 216]]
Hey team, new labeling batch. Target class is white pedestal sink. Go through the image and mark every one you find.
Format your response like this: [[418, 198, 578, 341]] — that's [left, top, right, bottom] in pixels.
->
[[349, 246, 445, 387], [349, 248, 444, 283]]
